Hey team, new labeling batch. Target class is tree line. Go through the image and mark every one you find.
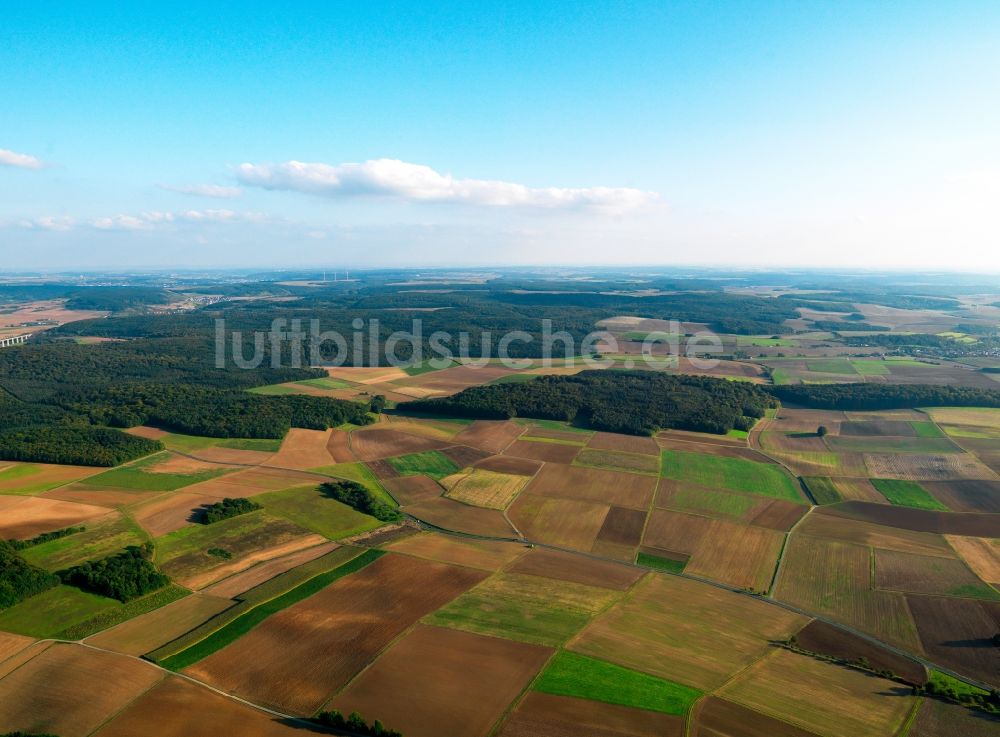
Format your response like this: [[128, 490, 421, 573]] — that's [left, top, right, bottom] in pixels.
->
[[197, 498, 261, 524], [769, 383, 1000, 410], [0, 540, 59, 610]]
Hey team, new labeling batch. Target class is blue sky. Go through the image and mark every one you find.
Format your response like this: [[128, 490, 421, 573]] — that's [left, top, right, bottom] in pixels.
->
[[1, 1, 998, 270]]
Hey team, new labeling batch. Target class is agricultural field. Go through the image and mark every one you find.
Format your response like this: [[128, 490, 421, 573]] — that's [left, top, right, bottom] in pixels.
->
[[499, 691, 685, 737], [444, 467, 530, 509], [526, 463, 657, 509], [0, 462, 102, 495], [255, 483, 383, 538], [659, 450, 804, 502]]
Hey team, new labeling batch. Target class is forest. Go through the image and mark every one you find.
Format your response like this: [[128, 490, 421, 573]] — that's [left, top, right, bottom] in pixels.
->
[[770, 383, 1000, 410], [0, 540, 58, 610], [406, 370, 777, 435]]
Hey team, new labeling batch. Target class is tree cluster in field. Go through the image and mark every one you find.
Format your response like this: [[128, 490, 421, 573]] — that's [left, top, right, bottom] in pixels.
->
[[0, 427, 162, 467], [197, 497, 261, 524], [769, 383, 1000, 411], [913, 679, 1000, 715], [406, 370, 776, 436], [64, 286, 175, 312], [7, 526, 85, 551], [320, 480, 400, 522], [58, 544, 169, 602], [0, 540, 59, 610], [313, 710, 402, 737], [810, 320, 890, 332]]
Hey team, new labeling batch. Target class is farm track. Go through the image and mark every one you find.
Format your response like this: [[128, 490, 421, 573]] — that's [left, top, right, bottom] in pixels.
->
[[159, 440, 997, 695]]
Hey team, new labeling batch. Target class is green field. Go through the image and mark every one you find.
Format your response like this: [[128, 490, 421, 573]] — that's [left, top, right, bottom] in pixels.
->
[[534, 651, 702, 715], [158, 432, 280, 453], [386, 450, 460, 480], [21, 514, 148, 570], [0, 584, 120, 638], [801, 477, 843, 505], [850, 360, 890, 376], [256, 484, 382, 539], [402, 360, 457, 376], [910, 421, 945, 438], [160, 548, 382, 670], [424, 573, 619, 647], [519, 419, 594, 435], [826, 436, 959, 454], [55, 584, 189, 640], [663, 485, 760, 519], [736, 336, 796, 347], [806, 359, 858, 375], [870, 479, 949, 511], [296, 376, 355, 389], [636, 551, 687, 574], [0, 464, 91, 495], [247, 383, 303, 395], [770, 368, 793, 385], [81, 452, 233, 491], [660, 450, 804, 503], [575, 448, 660, 475]]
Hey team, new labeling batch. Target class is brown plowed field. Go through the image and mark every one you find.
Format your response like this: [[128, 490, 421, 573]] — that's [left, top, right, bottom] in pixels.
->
[[500, 692, 684, 737], [798, 510, 955, 556], [267, 428, 335, 468], [504, 439, 581, 463], [922, 480, 1000, 513], [201, 541, 340, 598], [596, 506, 647, 547], [86, 593, 235, 656], [441, 444, 492, 468], [792, 620, 927, 685], [383, 474, 442, 504], [366, 458, 401, 479], [505, 546, 642, 590], [351, 428, 451, 460], [386, 532, 524, 571], [131, 491, 223, 536], [185, 467, 326, 497], [522, 426, 589, 443], [830, 477, 887, 503], [474, 454, 542, 476], [693, 696, 823, 737], [0, 496, 111, 539], [874, 548, 988, 596], [452, 420, 524, 453], [395, 364, 515, 394], [908, 595, 1000, 686], [187, 554, 488, 714], [643, 510, 784, 591], [820, 501, 1000, 537], [746, 499, 810, 531], [946, 535, 1000, 584], [326, 429, 356, 462], [0, 643, 163, 737], [193, 446, 275, 465], [0, 632, 34, 664], [909, 696, 1000, 737], [329, 624, 552, 737], [587, 431, 661, 455], [840, 420, 917, 436], [509, 494, 609, 551], [658, 436, 770, 460], [0, 463, 102, 493], [94, 676, 307, 737], [525, 464, 656, 509], [41, 484, 162, 507], [404, 496, 517, 537]]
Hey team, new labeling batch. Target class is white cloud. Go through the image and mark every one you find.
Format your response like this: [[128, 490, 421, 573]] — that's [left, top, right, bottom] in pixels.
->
[[14, 209, 264, 232], [159, 183, 243, 199], [18, 215, 75, 231], [0, 148, 45, 169], [236, 158, 658, 213]]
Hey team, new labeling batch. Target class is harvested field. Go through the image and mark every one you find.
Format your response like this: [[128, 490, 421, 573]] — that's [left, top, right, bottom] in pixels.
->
[[526, 464, 657, 509], [875, 548, 996, 598], [926, 407, 1000, 427], [394, 363, 515, 395], [441, 443, 492, 468], [0, 462, 101, 495], [41, 483, 162, 507], [909, 695, 1000, 737], [577, 448, 660, 475], [596, 506, 647, 547], [326, 365, 409, 383], [830, 477, 887, 503], [587, 431, 661, 455], [330, 624, 551, 737], [0, 632, 34, 666], [643, 510, 784, 591], [131, 491, 221, 536], [0, 495, 110, 539], [86, 593, 235, 656], [0, 643, 162, 737], [184, 466, 327, 497], [522, 426, 589, 443], [452, 420, 524, 453], [572, 573, 806, 690], [351, 427, 450, 461], [186, 554, 488, 713], [717, 648, 915, 737], [505, 438, 581, 463], [425, 571, 619, 646], [500, 692, 684, 737], [94, 676, 306, 737], [693, 696, 825, 737], [365, 458, 400, 479], [509, 494, 609, 550], [446, 468, 529, 509], [792, 620, 927, 685], [201, 541, 339, 598], [326, 429, 356, 462], [658, 436, 769, 459], [267, 428, 335, 468], [182, 533, 330, 590], [474, 454, 541, 476], [864, 452, 998, 480], [907, 595, 1000, 686], [192, 446, 275, 464], [385, 532, 524, 571], [405, 496, 518, 537], [774, 535, 922, 651], [818, 501, 1000, 537], [923, 480, 1000, 513], [946, 535, 1000, 584], [505, 546, 642, 590], [382, 474, 442, 504], [798, 510, 956, 555], [747, 499, 810, 531]]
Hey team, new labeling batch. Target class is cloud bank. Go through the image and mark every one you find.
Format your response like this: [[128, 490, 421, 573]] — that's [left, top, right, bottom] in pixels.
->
[[159, 183, 243, 199], [16, 209, 263, 232], [0, 148, 45, 169], [236, 158, 657, 213]]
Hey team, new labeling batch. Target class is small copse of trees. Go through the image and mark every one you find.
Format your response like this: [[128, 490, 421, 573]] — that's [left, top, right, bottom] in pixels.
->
[[313, 710, 402, 737], [0, 540, 59, 610], [197, 497, 261, 524], [320, 480, 400, 522], [58, 544, 169, 602]]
